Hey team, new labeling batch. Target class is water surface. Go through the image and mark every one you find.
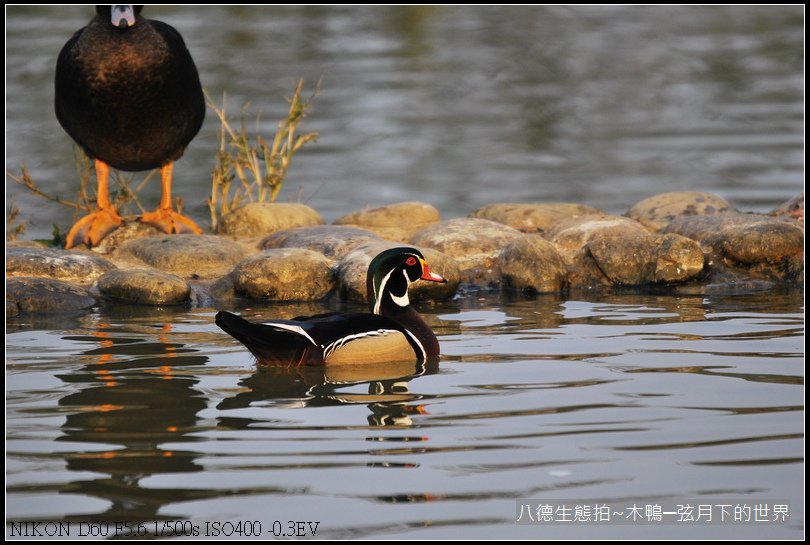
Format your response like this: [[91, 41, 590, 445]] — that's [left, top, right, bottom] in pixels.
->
[[5, 6, 804, 239], [6, 292, 804, 539]]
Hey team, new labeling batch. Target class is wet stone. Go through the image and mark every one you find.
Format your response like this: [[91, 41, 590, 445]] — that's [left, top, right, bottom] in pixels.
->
[[7, 295, 20, 318], [472, 203, 603, 234], [652, 234, 706, 284], [565, 249, 614, 292], [335, 201, 440, 228], [336, 242, 460, 303], [97, 269, 191, 305], [499, 236, 568, 293], [208, 273, 237, 302], [547, 214, 653, 256], [89, 219, 168, 254], [770, 193, 804, 223], [219, 203, 323, 237], [586, 232, 705, 286], [232, 248, 335, 301], [6, 277, 96, 313], [410, 218, 524, 285], [626, 191, 737, 232], [260, 225, 381, 260], [586, 237, 657, 286], [335, 202, 442, 243], [664, 214, 804, 284], [115, 234, 247, 279], [6, 246, 116, 284]]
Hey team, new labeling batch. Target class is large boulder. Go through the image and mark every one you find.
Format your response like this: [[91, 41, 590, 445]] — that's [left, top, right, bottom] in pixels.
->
[[114, 234, 248, 279], [546, 214, 705, 288], [6, 277, 96, 313], [472, 202, 603, 234], [231, 248, 335, 301], [260, 225, 381, 260], [498, 236, 568, 293], [664, 214, 803, 284], [334, 201, 440, 242], [97, 269, 191, 305], [626, 191, 737, 232], [410, 218, 524, 285], [547, 214, 652, 257], [6, 246, 116, 284], [219, 202, 323, 237]]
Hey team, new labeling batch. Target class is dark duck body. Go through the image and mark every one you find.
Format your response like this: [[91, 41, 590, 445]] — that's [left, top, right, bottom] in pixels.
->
[[216, 248, 446, 366], [55, 5, 204, 248]]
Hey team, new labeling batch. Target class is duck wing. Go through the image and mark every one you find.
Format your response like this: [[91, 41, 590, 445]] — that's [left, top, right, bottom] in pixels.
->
[[215, 311, 421, 366]]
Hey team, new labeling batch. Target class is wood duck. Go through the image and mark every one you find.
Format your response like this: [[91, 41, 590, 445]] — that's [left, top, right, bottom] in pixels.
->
[[55, 5, 205, 248], [216, 247, 447, 366]]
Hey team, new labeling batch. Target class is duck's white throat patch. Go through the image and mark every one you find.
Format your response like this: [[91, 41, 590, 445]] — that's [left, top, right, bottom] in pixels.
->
[[389, 269, 411, 307], [373, 268, 412, 314]]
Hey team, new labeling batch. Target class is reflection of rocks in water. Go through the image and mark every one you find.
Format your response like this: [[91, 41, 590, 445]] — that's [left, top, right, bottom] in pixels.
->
[[216, 360, 438, 427], [54, 325, 209, 522]]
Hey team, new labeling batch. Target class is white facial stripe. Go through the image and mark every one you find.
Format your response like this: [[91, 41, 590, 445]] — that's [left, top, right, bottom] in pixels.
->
[[266, 322, 318, 346], [373, 267, 396, 315], [388, 269, 411, 307]]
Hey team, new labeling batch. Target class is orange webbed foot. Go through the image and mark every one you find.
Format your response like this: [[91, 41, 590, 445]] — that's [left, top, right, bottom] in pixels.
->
[[65, 207, 124, 249], [137, 208, 203, 235]]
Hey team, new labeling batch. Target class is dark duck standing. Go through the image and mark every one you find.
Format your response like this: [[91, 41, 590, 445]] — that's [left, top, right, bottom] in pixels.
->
[[216, 248, 446, 366], [55, 5, 205, 248]]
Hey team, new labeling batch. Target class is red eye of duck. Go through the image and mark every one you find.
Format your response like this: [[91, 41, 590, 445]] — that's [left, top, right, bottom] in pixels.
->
[[405, 256, 418, 266]]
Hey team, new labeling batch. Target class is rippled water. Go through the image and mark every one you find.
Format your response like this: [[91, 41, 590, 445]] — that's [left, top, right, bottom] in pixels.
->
[[5, 6, 804, 240], [6, 292, 804, 538], [4, 5, 805, 539]]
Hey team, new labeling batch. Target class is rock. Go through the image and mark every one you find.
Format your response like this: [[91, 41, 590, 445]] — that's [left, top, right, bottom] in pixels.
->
[[410, 218, 524, 285], [347, 225, 423, 243], [336, 242, 460, 303], [565, 250, 614, 291], [335, 201, 440, 227], [586, 237, 657, 286], [547, 215, 706, 287], [499, 236, 568, 293], [652, 234, 706, 283], [6, 277, 96, 313], [115, 234, 247, 279], [6, 246, 116, 284], [769, 193, 804, 223], [219, 203, 323, 237], [6, 240, 48, 249], [335, 202, 442, 243], [89, 219, 169, 254], [671, 266, 778, 296], [208, 274, 237, 301], [664, 214, 804, 284], [547, 214, 652, 256], [7, 295, 20, 317], [472, 203, 603, 234], [260, 225, 381, 260], [97, 269, 191, 305], [231, 248, 335, 301], [626, 191, 737, 232]]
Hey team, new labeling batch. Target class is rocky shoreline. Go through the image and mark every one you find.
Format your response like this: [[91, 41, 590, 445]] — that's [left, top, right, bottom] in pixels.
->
[[6, 191, 804, 315]]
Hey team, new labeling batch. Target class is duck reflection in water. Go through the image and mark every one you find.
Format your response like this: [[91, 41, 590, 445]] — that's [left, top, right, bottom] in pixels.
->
[[216, 359, 438, 428]]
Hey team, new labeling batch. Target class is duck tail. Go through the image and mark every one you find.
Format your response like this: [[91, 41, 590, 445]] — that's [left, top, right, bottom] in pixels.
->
[[215, 311, 320, 366]]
